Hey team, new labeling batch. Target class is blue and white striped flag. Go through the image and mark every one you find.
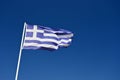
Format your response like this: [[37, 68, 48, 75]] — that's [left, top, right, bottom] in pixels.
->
[[23, 23, 73, 50]]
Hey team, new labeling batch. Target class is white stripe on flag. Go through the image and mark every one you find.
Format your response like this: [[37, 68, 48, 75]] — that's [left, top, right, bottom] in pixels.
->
[[26, 29, 44, 33], [59, 44, 70, 47], [23, 43, 58, 49], [24, 37, 60, 44], [44, 33, 58, 38], [60, 39, 72, 43]]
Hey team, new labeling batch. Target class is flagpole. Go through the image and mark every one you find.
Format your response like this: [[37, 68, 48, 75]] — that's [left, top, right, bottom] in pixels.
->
[[15, 22, 26, 80]]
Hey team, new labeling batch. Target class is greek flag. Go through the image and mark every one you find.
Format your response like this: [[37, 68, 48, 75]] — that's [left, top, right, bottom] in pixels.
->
[[23, 23, 73, 50]]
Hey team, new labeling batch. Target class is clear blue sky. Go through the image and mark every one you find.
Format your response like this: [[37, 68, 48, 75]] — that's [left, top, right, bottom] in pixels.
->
[[0, 0, 120, 80]]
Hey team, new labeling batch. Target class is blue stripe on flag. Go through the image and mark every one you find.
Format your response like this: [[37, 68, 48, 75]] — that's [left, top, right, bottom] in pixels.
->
[[23, 46, 57, 51]]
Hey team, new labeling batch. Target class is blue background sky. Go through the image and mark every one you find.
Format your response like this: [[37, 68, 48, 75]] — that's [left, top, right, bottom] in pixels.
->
[[0, 0, 120, 80]]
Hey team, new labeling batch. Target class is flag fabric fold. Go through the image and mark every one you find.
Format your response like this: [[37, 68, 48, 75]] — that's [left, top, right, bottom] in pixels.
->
[[22, 23, 73, 50]]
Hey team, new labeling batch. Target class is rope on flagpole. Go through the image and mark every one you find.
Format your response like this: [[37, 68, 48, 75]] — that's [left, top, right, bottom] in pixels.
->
[[15, 22, 26, 80]]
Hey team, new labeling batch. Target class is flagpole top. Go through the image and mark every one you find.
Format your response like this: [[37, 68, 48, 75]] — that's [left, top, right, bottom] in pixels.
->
[[24, 22, 27, 26], [24, 22, 26, 24]]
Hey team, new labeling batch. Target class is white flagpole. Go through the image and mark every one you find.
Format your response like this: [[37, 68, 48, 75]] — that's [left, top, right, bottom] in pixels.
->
[[15, 22, 26, 80]]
